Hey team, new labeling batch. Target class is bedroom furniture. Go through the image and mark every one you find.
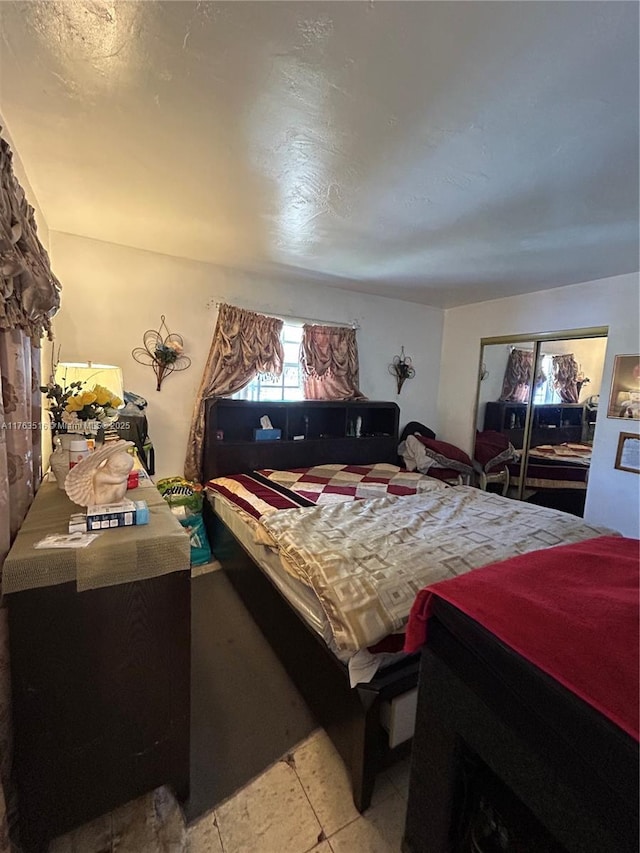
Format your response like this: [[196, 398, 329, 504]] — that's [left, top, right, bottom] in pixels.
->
[[211, 510, 418, 812], [203, 399, 413, 812], [403, 602, 638, 853], [508, 450, 590, 492], [203, 400, 608, 815], [483, 401, 587, 449], [5, 480, 191, 853], [403, 540, 639, 853], [203, 398, 400, 481]]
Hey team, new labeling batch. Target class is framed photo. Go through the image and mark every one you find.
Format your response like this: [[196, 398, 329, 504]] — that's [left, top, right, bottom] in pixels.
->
[[615, 432, 640, 474], [607, 354, 640, 419]]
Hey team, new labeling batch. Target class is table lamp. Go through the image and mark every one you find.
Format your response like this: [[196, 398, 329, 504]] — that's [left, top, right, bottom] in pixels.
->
[[54, 362, 124, 404]]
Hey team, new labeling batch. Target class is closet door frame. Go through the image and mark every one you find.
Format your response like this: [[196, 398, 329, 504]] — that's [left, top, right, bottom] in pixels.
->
[[475, 326, 608, 502]]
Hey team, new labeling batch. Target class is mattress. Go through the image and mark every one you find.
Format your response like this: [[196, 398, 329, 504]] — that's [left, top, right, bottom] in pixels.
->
[[509, 445, 591, 490], [210, 491, 406, 686], [207, 465, 609, 682]]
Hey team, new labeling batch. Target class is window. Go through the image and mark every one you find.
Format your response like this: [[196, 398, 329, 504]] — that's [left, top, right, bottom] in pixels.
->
[[233, 323, 304, 401], [532, 354, 562, 405]]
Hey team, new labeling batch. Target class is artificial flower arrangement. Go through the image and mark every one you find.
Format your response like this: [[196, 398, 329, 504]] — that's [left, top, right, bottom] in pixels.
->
[[40, 380, 123, 437], [154, 339, 183, 365], [131, 315, 191, 391]]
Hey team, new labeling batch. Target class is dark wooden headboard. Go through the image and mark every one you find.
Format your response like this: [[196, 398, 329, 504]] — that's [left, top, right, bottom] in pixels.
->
[[202, 399, 401, 481]]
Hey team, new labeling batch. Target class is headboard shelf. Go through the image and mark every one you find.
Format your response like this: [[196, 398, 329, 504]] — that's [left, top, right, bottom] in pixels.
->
[[203, 399, 400, 481]]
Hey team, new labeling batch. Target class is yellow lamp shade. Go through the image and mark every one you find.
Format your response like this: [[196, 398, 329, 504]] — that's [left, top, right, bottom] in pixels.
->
[[54, 362, 124, 406]]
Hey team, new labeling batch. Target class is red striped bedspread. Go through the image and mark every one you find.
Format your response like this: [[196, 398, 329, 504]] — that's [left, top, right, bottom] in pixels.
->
[[405, 535, 640, 740]]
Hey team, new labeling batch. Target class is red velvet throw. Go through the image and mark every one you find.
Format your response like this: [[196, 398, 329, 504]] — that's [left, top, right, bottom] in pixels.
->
[[405, 536, 640, 740]]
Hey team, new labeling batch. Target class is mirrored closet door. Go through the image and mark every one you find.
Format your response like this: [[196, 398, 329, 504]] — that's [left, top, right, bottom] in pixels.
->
[[474, 327, 608, 517]]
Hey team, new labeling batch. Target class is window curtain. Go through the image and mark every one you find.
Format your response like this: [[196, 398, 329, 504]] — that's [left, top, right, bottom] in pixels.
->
[[184, 304, 284, 483], [300, 324, 366, 400], [1, 128, 59, 851], [499, 348, 534, 403], [552, 354, 579, 403], [0, 132, 60, 341]]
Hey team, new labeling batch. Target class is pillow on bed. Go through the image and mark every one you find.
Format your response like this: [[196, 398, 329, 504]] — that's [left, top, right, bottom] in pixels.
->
[[400, 434, 472, 481], [413, 435, 473, 474], [474, 430, 517, 473]]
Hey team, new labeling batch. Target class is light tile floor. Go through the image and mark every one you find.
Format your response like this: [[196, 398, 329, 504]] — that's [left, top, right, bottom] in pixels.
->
[[48, 729, 410, 853]]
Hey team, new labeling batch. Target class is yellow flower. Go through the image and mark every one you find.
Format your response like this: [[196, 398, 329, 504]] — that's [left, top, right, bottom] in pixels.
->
[[66, 395, 84, 412], [110, 395, 123, 409], [80, 390, 97, 406], [93, 385, 112, 406]]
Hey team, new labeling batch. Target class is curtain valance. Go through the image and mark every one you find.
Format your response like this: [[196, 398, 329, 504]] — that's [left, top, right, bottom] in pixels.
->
[[300, 324, 365, 400], [0, 130, 60, 341]]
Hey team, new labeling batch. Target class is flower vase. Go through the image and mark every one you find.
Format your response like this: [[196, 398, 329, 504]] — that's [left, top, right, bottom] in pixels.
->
[[49, 434, 73, 490]]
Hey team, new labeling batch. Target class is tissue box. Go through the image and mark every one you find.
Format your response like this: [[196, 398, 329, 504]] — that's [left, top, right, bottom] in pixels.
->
[[86, 500, 149, 531], [253, 428, 281, 441]]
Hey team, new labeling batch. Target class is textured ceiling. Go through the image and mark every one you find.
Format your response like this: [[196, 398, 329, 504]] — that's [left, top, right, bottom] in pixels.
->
[[0, 1, 638, 307]]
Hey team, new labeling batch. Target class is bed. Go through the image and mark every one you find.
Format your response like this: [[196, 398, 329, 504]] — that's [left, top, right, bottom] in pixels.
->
[[202, 401, 613, 813], [508, 442, 591, 491], [402, 536, 639, 853]]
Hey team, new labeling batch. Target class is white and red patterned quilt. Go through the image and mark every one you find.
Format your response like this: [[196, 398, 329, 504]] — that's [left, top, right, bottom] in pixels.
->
[[258, 463, 447, 504]]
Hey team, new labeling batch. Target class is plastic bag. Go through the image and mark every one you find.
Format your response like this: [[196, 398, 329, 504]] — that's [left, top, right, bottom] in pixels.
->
[[156, 477, 204, 513], [177, 514, 211, 567], [156, 477, 211, 566]]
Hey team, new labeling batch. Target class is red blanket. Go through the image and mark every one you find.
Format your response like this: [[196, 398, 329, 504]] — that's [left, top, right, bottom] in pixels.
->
[[405, 536, 640, 740]]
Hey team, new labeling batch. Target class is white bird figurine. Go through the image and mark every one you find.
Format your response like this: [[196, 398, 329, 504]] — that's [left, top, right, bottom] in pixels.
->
[[65, 440, 135, 507]]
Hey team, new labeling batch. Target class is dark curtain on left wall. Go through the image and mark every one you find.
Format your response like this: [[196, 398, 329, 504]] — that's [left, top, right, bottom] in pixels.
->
[[0, 127, 62, 851]]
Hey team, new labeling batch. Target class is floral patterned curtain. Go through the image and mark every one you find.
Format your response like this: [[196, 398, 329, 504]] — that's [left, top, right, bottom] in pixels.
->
[[0, 128, 60, 851], [300, 325, 365, 400], [552, 354, 579, 403], [499, 348, 534, 403], [184, 304, 284, 483]]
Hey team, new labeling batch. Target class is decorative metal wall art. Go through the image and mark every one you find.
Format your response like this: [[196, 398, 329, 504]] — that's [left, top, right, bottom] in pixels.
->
[[132, 315, 191, 391], [388, 346, 416, 395]]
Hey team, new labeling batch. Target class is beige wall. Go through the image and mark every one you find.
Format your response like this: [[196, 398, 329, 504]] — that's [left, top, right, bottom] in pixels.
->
[[49, 231, 444, 479], [438, 273, 640, 537]]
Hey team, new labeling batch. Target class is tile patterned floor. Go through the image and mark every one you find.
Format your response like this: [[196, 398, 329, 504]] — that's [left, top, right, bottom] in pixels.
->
[[48, 729, 410, 853]]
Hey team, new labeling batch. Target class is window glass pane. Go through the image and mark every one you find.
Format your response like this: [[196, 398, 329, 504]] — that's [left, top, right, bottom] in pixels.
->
[[284, 325, 303, 343], [259, 373, 280, 387], [283, 365, 300, 385], [234, 381, 259, 401], [259, 386, 284, 401], [283, 342, 300, 363], [283, 386, 304, 401]]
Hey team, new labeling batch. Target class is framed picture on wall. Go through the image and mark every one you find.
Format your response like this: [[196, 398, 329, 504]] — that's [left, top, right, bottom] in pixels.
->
[[607, 354, 640, 419], [615, 432, 640, 474]]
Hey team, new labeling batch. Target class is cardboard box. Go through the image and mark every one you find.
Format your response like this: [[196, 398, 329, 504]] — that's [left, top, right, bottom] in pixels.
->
[[85, 500, 149, 531]]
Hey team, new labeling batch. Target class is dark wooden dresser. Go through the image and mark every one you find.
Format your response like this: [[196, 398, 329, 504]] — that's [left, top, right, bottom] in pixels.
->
[[5, 480, 191, 852]]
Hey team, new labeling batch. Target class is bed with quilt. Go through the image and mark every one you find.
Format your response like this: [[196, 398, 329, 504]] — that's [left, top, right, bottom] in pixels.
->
[[402, 536, 639, 853], [205, 453, 612, 812]]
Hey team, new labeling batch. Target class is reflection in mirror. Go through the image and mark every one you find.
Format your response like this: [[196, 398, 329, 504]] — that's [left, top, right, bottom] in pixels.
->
[[474, 332, 607, 518], [475, 342, 535, 498]]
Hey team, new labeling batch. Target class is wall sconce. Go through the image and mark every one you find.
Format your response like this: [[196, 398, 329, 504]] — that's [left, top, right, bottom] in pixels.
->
[[388, 346, 415, 395], [132, 315, 191, 391]]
